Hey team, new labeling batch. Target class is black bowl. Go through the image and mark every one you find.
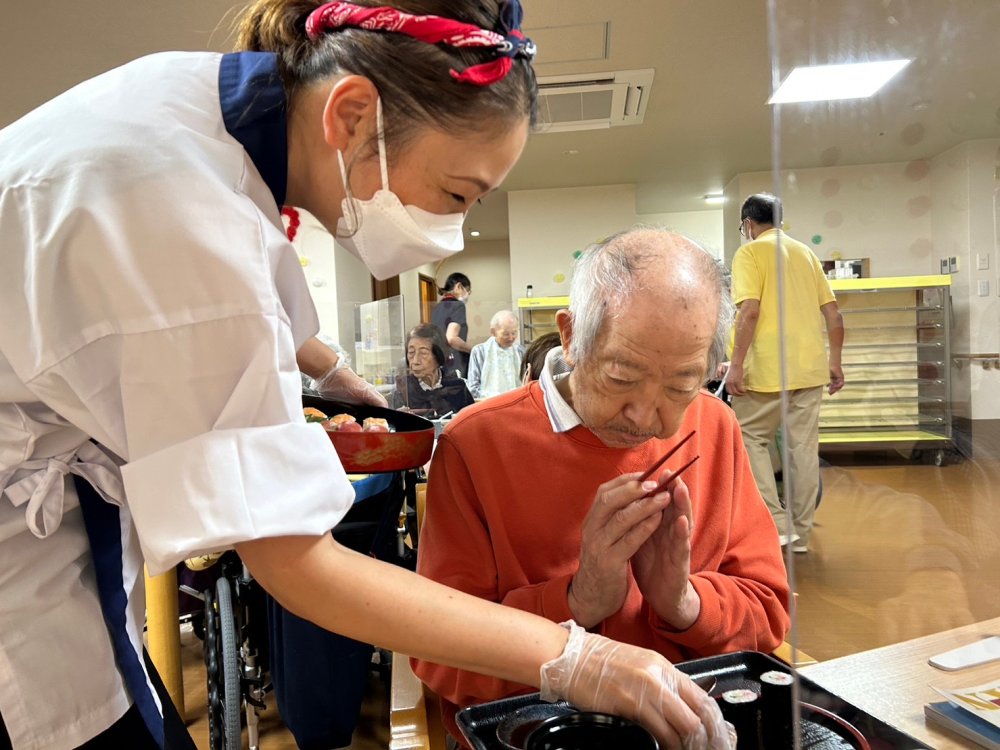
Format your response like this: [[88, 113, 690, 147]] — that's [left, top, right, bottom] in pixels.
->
[[526, 712, 658, 750], [496, 703, 575, 749]]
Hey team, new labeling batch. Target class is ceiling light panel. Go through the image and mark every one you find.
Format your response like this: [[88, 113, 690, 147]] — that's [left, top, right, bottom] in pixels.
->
[[768, 60, 911, 104]]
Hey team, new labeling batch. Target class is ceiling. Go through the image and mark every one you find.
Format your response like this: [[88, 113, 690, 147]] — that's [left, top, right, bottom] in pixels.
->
[[3, 0, 998, 243]]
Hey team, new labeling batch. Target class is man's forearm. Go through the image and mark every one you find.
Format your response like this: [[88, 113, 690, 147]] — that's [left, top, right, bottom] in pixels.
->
[[730, 309, 759, 366], [827, 324, 845, 366]]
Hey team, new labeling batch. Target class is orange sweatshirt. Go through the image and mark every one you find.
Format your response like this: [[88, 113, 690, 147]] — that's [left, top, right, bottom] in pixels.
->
[[411, 382, 790, 745]]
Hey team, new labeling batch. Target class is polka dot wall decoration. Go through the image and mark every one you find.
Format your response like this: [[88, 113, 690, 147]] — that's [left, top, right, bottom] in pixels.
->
[[821, 147, 842, 167], [573, 250, 582, 260], [907, 196, 932, 217], [812, 235, 823, 245], [901, 123, 925, 146], [904, 160, 930, 182], [910, 239, 933, 258], [554, 273, 565, 283]]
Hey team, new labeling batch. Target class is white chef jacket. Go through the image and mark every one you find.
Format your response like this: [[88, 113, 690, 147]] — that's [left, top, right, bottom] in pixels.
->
[[0, 51, 355, 749]]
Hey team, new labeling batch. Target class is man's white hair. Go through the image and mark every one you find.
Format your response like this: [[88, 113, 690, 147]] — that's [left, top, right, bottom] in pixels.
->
[[568, 226, 735, 380], [490, 310, 517, 328]]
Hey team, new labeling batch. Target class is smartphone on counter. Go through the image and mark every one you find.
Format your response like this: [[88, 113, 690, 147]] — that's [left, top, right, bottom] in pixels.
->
[[929, 636, 1000, 671]]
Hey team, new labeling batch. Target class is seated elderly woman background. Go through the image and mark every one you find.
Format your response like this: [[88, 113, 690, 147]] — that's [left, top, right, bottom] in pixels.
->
[[467, 310, 525, 400], [412, 228, 790, 746], [391, 323, 475, 418]]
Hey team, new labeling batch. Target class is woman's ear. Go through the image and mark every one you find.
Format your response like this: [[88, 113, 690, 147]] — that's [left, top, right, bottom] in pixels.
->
[[322, 75, 379, 155]]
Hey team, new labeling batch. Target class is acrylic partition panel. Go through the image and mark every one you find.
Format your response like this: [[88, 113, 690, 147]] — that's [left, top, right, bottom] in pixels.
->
[[759, 1, 1000, 747], [394, 299, 517, 418], [353, 295, 406, 403]]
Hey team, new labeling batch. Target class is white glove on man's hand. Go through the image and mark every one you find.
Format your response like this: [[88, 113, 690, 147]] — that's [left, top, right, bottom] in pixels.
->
[[314, 365, 388, 408], [540, 622, 731, 750]]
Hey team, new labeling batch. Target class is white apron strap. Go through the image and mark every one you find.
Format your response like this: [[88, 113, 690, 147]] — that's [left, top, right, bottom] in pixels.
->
[[1, 441, 125, 538]]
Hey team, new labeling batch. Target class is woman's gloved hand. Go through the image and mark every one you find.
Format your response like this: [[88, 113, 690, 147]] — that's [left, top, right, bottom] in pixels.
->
[[314, 365, 388, 408], [540, 621, 731, 750]]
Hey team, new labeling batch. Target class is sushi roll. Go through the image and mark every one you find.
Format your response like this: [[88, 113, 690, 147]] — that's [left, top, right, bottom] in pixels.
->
[[760, 670, 795, 747], [721, 689, 759, 748], [329, 414, 358, 431]]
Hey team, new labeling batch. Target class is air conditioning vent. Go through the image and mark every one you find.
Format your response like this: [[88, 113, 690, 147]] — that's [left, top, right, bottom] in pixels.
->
[[536, 69, 654, 133]]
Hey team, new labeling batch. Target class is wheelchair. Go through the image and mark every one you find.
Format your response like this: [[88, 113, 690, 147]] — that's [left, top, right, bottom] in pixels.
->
[[195, 467, 424, 750]]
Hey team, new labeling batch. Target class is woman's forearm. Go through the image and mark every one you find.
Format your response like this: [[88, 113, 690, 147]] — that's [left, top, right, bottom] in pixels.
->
[[449, 336, 472, 353], [297, 336, 340, 379], [235, 534, 569, 686]]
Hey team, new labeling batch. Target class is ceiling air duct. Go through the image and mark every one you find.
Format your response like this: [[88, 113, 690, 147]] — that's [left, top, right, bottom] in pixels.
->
[[535, 69, 655, 133]]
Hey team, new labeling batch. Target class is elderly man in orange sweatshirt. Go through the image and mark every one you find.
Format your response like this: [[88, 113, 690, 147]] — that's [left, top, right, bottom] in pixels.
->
[[412, 227, 791, 747]]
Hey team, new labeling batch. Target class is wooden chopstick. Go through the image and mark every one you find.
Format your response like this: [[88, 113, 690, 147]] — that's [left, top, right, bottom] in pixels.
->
[[642, 455, 700, 498], [638, 430, 696, 482]]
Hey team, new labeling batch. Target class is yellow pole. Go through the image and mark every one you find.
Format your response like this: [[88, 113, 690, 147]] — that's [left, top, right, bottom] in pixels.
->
[[145, 566, 184, 720]]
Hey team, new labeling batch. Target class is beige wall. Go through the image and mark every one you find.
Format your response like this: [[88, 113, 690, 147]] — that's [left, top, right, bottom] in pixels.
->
[[333, 240, 374, 350], [508, 185, 637, 303], [637, 209, 725, 259], [717, 139, 1000, 421], [431, 240, 514, 347], [507, 184, 726, 305], [724, 161, 937, 278], [931, 139, 1000, 421]]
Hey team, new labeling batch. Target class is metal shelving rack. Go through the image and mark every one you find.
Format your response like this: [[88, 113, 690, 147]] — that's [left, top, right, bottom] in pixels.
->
[[819, 275, 953, 461], [517, 296, 569, 345]]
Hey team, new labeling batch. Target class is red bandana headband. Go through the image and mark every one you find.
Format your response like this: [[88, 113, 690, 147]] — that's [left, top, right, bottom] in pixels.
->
[[305, 1, 536, 86]]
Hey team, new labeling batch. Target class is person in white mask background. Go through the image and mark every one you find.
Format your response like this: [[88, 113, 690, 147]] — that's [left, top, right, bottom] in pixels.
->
[[431, 272, 474, 377], [0, 2, 731, 749]]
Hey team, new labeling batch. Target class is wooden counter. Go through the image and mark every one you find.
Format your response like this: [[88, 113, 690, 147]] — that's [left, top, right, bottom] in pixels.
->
[[801, 617, 1000, 749]]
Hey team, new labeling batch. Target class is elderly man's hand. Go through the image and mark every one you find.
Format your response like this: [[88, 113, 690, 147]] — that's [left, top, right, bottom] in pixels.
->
[[569, 474, 673, 629], [631, 475, 701, 631]]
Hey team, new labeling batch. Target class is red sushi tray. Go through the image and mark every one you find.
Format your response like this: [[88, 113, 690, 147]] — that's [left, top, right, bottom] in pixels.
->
[[303, 395, 434, 474]]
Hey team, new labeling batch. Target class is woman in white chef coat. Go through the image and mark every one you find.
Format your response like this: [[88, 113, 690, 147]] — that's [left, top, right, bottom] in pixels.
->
[[0, 2, 731, 749]]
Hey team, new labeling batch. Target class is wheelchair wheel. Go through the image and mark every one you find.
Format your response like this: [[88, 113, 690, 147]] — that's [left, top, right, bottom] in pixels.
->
[[205, 578, 243, 750]]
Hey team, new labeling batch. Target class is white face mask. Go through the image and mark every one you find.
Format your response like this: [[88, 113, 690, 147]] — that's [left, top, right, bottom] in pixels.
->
[[336, 99, 465, 280]]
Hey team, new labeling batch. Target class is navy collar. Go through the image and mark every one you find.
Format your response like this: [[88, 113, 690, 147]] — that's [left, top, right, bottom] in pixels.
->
[[218, 52, 288, 207]]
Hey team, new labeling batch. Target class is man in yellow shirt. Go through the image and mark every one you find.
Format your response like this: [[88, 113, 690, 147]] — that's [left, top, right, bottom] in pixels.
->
[[728, 194, 845, 553]]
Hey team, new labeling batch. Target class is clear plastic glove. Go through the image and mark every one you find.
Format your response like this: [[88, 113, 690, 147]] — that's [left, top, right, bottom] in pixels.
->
[[314, 365, 388, 408], [540, 621, 731, 750]]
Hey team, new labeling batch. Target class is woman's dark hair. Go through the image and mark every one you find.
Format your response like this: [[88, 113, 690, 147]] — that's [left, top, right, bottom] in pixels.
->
[[235, 0, 538, 161], [407, 323, 449, 369], [741, 193, 782, 226], [520, 332, 561, 382], [440, 272, 471, 295]]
